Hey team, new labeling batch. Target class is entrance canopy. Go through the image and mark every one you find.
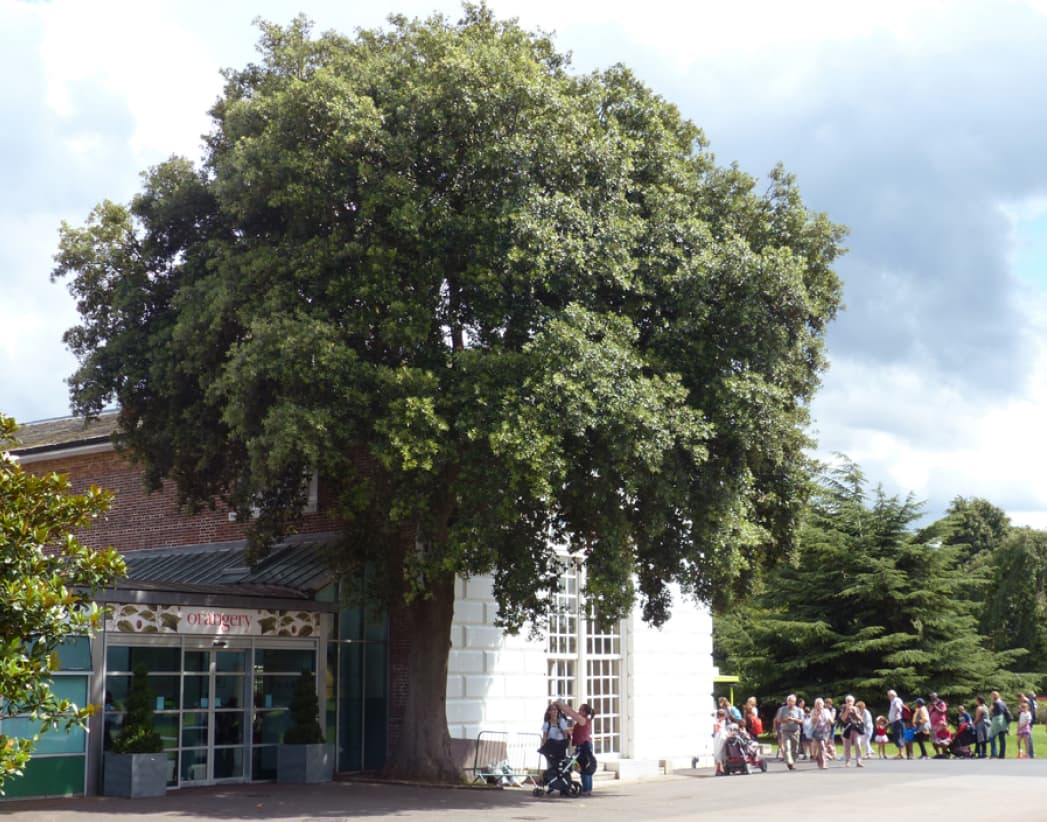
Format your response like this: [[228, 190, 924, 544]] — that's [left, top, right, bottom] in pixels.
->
[[98, 533, 339, 612]]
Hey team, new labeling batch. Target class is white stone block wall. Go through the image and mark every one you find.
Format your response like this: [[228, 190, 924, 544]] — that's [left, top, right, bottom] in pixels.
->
[[446, 575, 717, 768], [446, 576, 549, 742], [625, 585, 716, 765]]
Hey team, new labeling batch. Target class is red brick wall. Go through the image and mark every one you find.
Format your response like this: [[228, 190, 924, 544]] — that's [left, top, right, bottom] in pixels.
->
[[27, 448, 341, 552], [26, 445, 411, 766]]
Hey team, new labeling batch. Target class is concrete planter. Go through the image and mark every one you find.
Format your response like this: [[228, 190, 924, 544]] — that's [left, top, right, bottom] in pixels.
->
[[277, 743, 335, 783], [103, 751, 168, 798]]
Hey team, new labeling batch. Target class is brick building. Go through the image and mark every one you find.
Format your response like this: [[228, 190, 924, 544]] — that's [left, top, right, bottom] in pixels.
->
[[6, 413, 716, 798]]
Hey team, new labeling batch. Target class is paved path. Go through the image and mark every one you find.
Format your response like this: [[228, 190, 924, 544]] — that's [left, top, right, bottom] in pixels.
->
[[4, 756, 1045, 821]]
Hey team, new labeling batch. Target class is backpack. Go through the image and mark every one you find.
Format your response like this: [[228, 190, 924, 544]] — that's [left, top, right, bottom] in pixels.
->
[[1029, 698, 1038, 724], [901, 704, 912, 722], [729, 705, 742, 722], [751, 715, 764, 735]]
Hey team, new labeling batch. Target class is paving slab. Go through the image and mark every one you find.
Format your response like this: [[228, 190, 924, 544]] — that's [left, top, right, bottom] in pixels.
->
[[3, 756, 1044, 821]]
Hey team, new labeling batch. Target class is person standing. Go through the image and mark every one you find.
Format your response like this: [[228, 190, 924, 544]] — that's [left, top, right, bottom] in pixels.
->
[[990, 690, 1011, 759], [974, 695, 990, 758], [809, 698, 833, 769], [928, 693, 949, 758], [824, 697, 838, 761], [776, 694, 804, 770], [540, 703, 571, 771], [1025, 691, 1037, 758], [887, 689, 906, 759], [858, 700, 874, 759], [839, 695, 865, 767], [1016, 697, 1032, 759], [556, 700, 596, 796], [911, 698, 931, 759]]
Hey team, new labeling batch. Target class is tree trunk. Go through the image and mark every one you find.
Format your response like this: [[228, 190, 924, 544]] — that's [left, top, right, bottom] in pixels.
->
[[382, 569, 461, 782]]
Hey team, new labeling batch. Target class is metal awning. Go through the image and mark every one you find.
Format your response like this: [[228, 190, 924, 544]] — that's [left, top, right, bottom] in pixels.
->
[[97, 533, 340, 612]]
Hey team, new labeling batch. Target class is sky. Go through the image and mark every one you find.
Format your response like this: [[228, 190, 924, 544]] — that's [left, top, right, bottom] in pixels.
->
[[3, 0, 1047, 527]]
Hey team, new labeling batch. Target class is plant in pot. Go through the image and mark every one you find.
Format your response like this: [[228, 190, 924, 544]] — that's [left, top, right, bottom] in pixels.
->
[[103, 664, 168, 797], [277, 670, 334, 783]]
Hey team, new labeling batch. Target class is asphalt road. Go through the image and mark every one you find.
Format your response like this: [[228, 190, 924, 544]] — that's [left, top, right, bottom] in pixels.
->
[[4, 756, 1045, 821]]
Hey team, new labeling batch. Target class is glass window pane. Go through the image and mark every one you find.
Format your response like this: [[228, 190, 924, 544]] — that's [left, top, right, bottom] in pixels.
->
[[215, 709, 244, 745], [184, 675, 208, 710], [215, 676, 244, 709], [252, 709, 289, 744], [106, 645, 180, 672], [184, 651, 209, 672], [55, 636, 91, 670], [180, 747, 208, 783], [252, 745, 278, 780], [50, 676, 87, 706], [154, 713, 179, 750], [216, 651, 246, 673], [105, 675, 129, 710], [213, 746, 244, 780], [150, 675, 181, 710], [253, 648, 315, 673], [339, 607, 362, 642], [253, 675, 296, 710]]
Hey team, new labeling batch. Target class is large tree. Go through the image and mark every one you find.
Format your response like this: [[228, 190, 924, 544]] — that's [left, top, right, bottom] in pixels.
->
[[982, 528, 1047, 670], [714, 459, 1026, 705], [0, 415, 124, 792], [52, 7, 844, 779]]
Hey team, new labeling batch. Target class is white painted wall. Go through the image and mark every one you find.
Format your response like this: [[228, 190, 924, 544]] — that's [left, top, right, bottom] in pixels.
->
[[625, 585, 717, 766], [446, 575, 548, 742], [446, 575, 717, 769]]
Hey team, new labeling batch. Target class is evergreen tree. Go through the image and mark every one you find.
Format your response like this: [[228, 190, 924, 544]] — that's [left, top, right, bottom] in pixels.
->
[[110, 665, 163, 754], [715, 459, 1026, 705], [982, 528, 1047, 671], [284, 671, 325, 745]]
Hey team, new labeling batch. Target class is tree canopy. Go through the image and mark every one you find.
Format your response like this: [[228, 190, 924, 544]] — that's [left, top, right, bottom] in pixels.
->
[[52, 6, 845, 779], [0, 414, 124, 792], [714, 459, 1028, 706]]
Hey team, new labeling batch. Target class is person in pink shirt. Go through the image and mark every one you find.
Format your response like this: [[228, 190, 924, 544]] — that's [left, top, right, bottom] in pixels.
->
[[928, 693, 949, 758]]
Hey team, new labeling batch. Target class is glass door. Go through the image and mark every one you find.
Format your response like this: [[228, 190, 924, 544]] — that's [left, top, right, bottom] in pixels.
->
[[181, 648, 248, 784]]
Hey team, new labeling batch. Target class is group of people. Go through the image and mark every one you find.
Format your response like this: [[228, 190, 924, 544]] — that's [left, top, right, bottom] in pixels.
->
[[769, 693, 873, 769], [540, 699, 597, 796], [715, 688, 1042, 772], [885, 689, 1039, 760]]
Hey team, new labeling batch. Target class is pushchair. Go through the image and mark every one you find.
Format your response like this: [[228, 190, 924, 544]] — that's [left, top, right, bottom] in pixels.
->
[[721, 726, 768, 775], [948, 723, 975, 758], [533, 742, 582, 797]]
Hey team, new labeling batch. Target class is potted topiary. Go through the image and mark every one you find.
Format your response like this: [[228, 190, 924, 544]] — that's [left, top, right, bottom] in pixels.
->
[[277, 670, 334, 783], [103, 664, 168, 797]]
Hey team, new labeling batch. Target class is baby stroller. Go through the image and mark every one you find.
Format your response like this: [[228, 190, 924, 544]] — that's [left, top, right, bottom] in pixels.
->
[[722, 726, 768, 775], [533, 743, 582, 797], [948, 723, 976, 758]]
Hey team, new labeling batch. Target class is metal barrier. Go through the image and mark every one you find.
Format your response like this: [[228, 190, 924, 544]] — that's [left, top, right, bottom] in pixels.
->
[[469, 730, 543, 786]]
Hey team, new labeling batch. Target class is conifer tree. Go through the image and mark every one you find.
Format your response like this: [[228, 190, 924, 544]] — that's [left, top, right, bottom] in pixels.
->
[[715, 459, 1026, 704]]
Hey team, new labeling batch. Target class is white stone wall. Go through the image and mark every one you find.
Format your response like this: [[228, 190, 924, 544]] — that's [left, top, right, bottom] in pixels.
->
[[446, 575, 548, 742], [446, 575, 717, 768], [625, 586, 717, 766]]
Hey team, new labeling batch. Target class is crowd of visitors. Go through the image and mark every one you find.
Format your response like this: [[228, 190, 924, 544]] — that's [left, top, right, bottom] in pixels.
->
[[713, 688, 1041, 772]]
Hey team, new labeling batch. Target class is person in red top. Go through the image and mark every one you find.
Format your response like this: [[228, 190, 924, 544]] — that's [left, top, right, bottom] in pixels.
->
[[928, 693, 949, 758], [555, 699, 597, 796]]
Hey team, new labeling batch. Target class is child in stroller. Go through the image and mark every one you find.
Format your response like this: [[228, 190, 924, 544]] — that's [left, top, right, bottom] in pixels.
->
[[720, 725, 768, 775], [948, 722, 976, 758], [534, 744, 583, 797]]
